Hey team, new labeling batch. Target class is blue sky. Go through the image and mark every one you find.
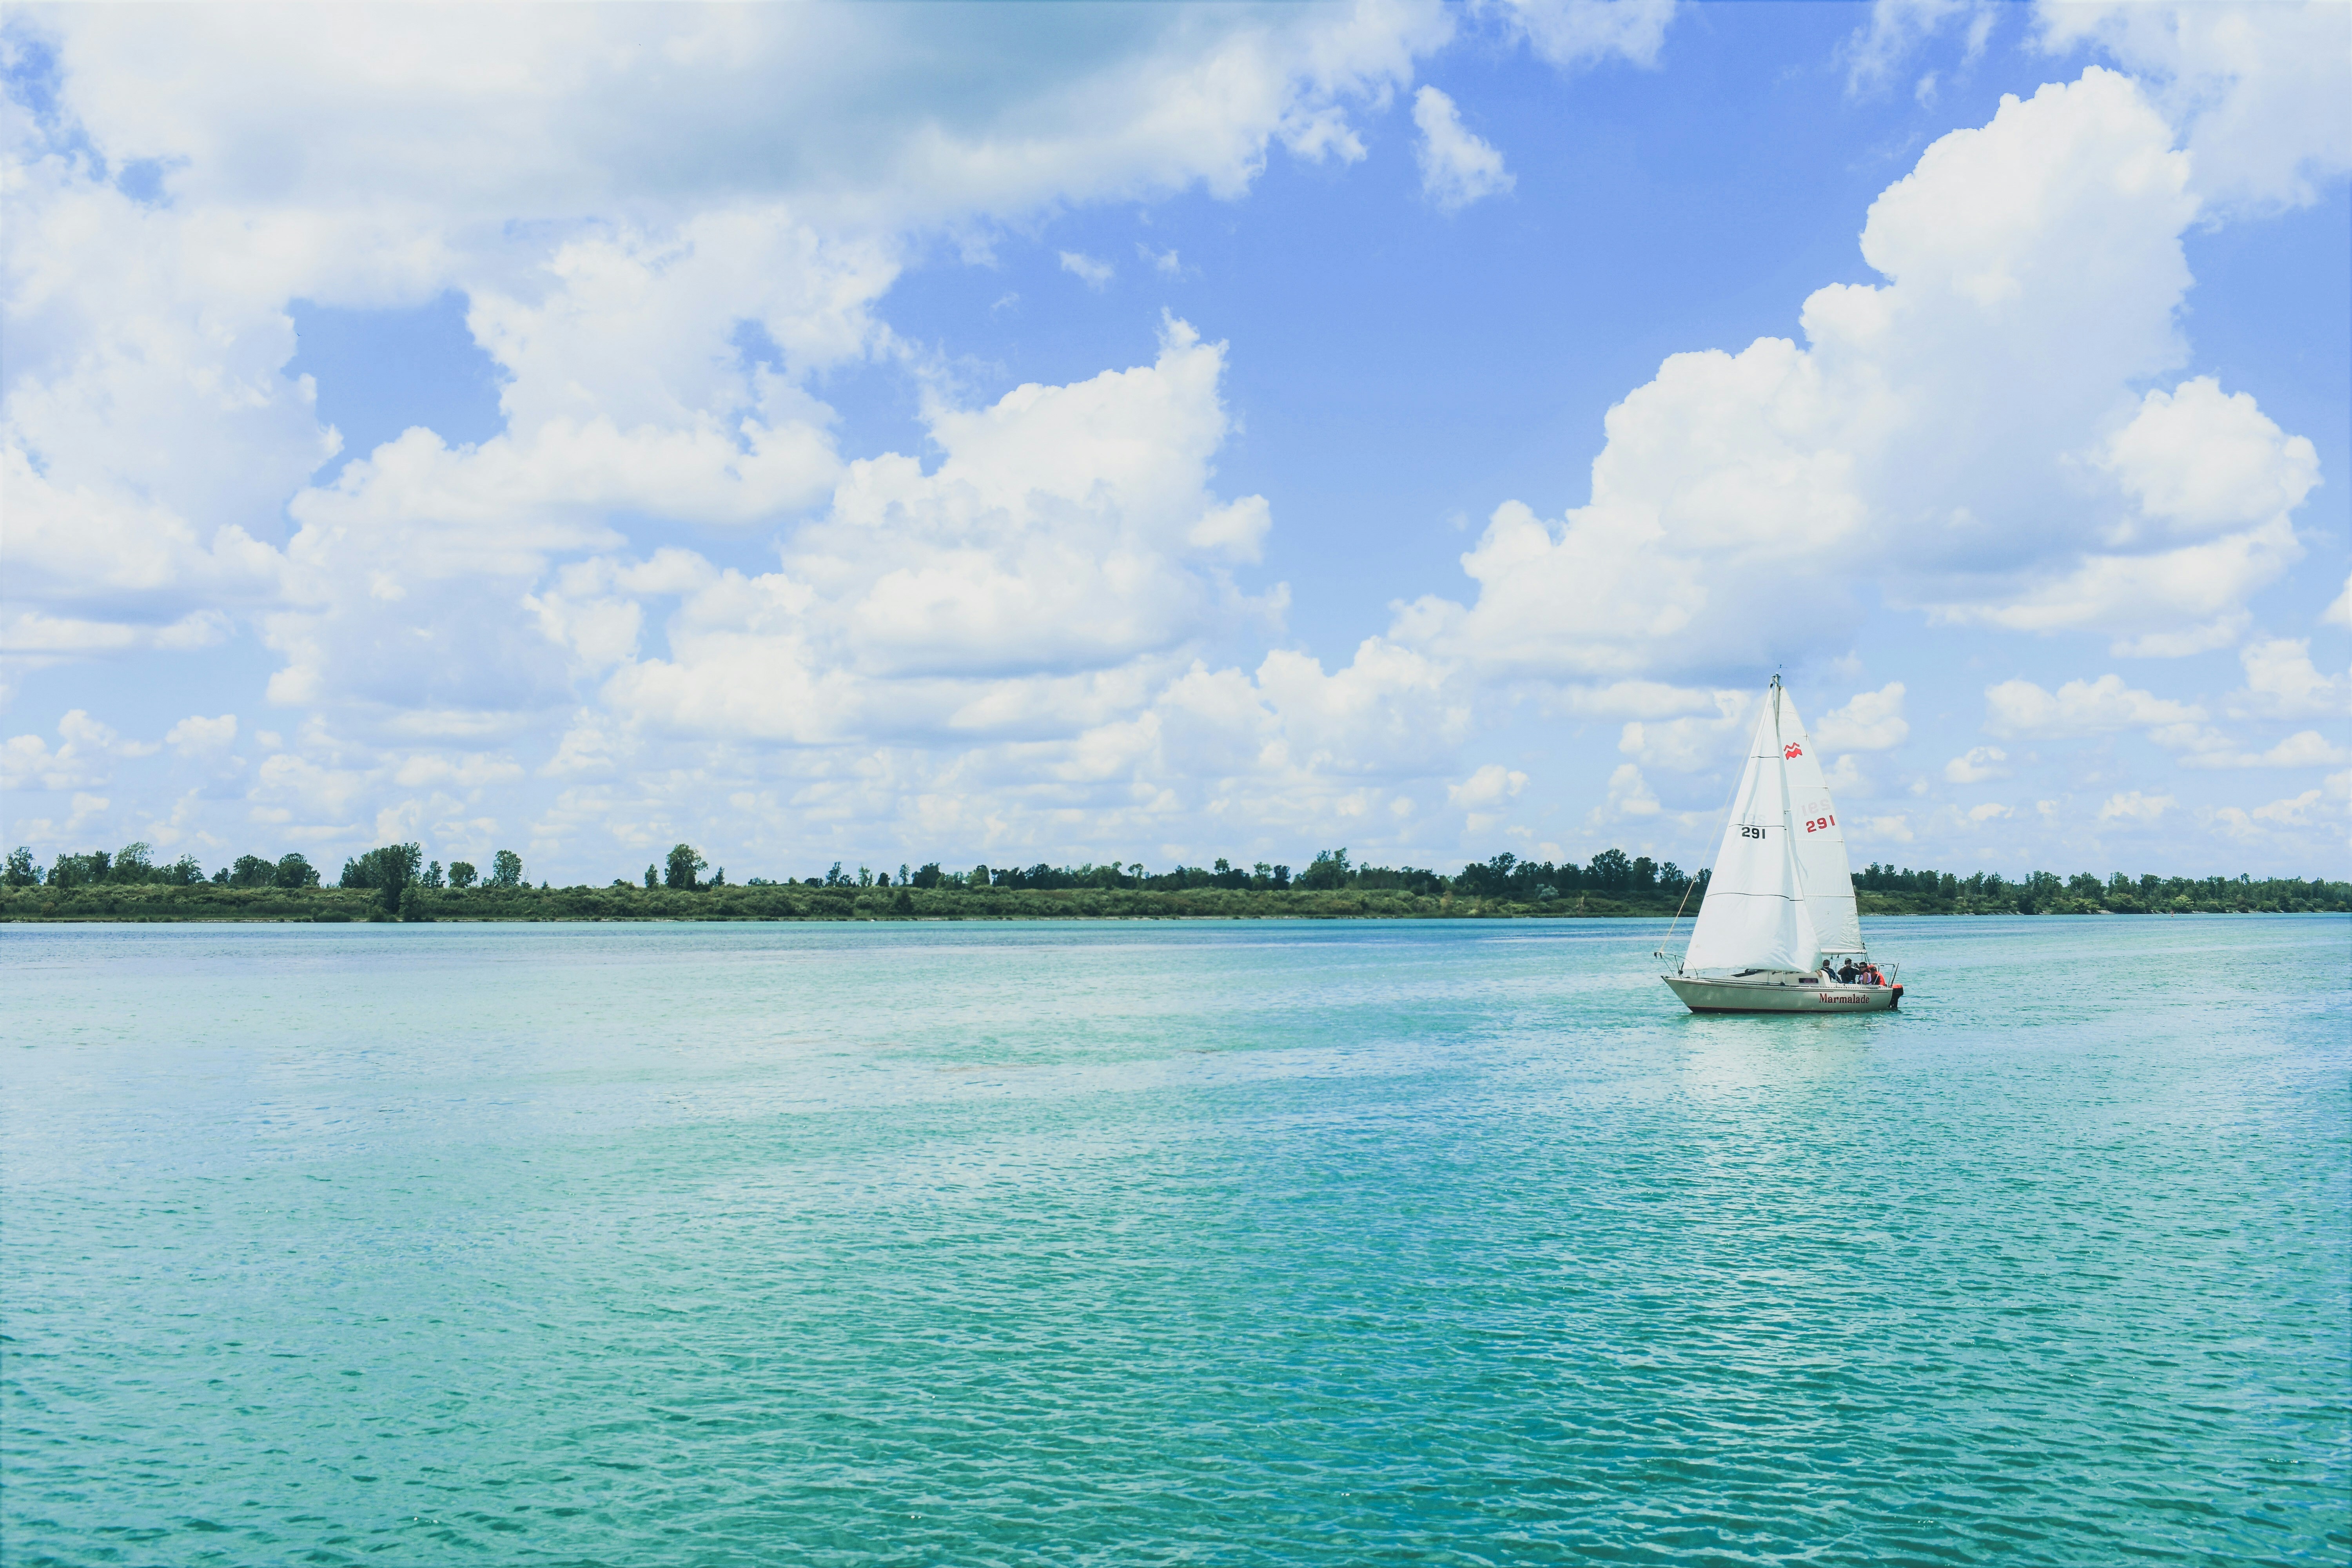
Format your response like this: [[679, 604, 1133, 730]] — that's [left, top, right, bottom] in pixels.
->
[[4, 0, 2348, 885]]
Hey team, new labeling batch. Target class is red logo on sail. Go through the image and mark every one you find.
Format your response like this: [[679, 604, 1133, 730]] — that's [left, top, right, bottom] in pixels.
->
[[1784, 743, 1803, 759]]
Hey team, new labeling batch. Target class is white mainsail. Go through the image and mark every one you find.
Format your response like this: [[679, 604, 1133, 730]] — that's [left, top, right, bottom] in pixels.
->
[[1681, 680, 1823, 975], [1773, 693, 1864, 955]]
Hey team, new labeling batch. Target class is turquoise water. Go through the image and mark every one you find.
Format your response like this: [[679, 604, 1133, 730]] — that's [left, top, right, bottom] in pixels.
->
[[3, 916, 2345, 1566]]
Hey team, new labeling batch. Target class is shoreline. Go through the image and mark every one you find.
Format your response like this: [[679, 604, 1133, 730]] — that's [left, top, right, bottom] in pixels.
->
[[5, 886, 2342, 923]]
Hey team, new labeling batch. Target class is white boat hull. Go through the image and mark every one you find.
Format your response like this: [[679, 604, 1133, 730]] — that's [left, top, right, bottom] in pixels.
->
[[1663, 973, 1902, 1014]]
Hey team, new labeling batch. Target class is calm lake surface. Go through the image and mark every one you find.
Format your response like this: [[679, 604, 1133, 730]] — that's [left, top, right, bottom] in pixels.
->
[[4, 916, 2346, 1566]]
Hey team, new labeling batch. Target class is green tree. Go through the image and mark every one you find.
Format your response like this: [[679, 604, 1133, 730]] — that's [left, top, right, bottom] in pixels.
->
[[343, 843, 423, 911], [229, 854, 276, 888], [665, 844, 706, 890], [1299, 848, 1352, 891], [4, 847, 38, 887], [643, 864, 658, 889], [111, 842, 154, 882], [274, 853, 320, 889], [1586, 848, 1632, 893], [489, 849, 523, 888], [48, 850, 106, 888], [422, 860, 445, 889], [447, 860, 477, 889], [398, 886, 430, 922]]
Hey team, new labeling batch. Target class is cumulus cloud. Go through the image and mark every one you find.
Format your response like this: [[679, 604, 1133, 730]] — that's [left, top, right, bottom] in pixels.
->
[[1846, 1, 2352, 214], [2, 1, 1454, 676], [2033, 0, 2352, 214], [2168, 729, 2351, 771], [5, 1, 2340, 876], [1814, 682, 1909, 751], [1945, 745, 2011, 783], [2327, 575, 2352, 630], [0, 710, 156, 792], [1616, 689, 1753, 771], [2098, 789, 2175, 823], [1491, 0, 1678, 71], [1846, 0, 1998, 96], [1412, 87, 1514, 211], [23, 4, 1452, 227], [1396, 71, 2319, 681], [1849, 813, 1915, 844], [2258, 766, 2352, 851], [2227, 637, 2352, 720], [1060, 251, 1116, 289], [1984, 673, 2202, 738], [589, 321, 1279, 747], [1594, 761, 1662, 821], [165, 714, 238, 754], [1448, 762, 1528, 809]]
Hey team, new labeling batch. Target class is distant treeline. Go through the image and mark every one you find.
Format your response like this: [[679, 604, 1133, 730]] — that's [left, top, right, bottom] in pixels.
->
[[5, 839, 2344, 922], [1845, 863, 2349, 915]]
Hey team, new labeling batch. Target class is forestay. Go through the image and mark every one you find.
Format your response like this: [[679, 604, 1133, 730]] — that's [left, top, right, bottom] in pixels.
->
[[1774, 693, 1864, 955], [1682, 686, 1823, 975]]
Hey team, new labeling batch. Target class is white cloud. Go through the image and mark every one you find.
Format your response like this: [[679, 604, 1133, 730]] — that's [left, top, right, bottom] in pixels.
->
[[1396, 72, 2317, 681], [1984, 673, 2203, 738], [1847, 0, 1998, 96], [1412, 87, 1514, 212], [2034, 0, 2352, 215], [1548, 680, 1720, 718], [1137, 243, 1184, 277], [2171, 729, 2352, 770], [165, 714, 238, 755], [1822, 753, 1868, 793], [1966, 801, 2011, 822], [588, 323, 1279, 747], [2098, 378, 2320, 537], [4, 1, 1459, 678], [2098, 789, 2175, 823], [1492, 0, 1679, 71], [1846, 2, 2352, 215], [0, 709, 158, 792], [2208, 774, 2349, 843], [1448, 763, 1528, 809], [1815, 681, 1909, 751], [27, 5, 1452, 227], [1945, 745, 2011, 783], [1060, 251, 1115, 290], [2253, 789, 2324, 826], [2326, 574, 2352, 630], [1616, 689, 1753, 771], [1593, 762, 1662, 820], [2228, 637, 2352, 720], [1849, 813, 1915, 844]]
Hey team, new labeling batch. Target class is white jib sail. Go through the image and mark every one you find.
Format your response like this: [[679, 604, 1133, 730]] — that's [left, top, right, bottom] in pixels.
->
[[1681, 683, 1824, 975], [1773, 693, 1864, 956]]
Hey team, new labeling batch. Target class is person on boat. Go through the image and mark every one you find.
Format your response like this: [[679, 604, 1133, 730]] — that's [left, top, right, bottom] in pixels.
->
[[1837, 960, 1858, 984]]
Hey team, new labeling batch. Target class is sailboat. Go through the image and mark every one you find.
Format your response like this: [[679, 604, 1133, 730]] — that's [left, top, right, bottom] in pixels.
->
[[1660, 676, 1904, 1013]]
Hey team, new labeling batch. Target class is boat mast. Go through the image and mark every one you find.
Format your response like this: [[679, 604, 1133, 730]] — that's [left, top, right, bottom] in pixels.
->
[[1770, 675, 1816, 974]]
